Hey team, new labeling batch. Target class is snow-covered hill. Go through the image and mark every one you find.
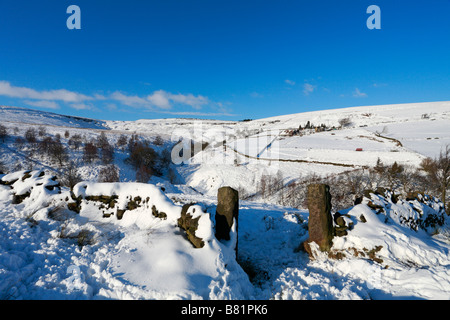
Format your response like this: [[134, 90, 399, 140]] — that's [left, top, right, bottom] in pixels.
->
[[0, 101, 450, 300], [0, 105, 108, 130]]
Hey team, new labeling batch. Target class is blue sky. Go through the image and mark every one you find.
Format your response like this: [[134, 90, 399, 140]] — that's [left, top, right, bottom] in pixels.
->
[[0, 0, 449, 121]]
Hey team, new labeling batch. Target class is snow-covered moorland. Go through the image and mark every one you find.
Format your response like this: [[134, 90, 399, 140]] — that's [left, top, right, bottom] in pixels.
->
[[0, 101, 450, 300]]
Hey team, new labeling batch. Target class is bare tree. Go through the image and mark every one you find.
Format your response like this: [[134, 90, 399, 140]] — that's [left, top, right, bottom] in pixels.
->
[[83, 142, 98, 163], [338, 117, 352, 128], [136, 164, 152, 183], [61, 160, 82, 190], [68, 134, 83, 150], [38, 126, 47, 137], [25, 128, 37, 143], [420, 145, 450, 214], [0, 124, 8, 142], [100, 144, 114, 165], [49, 139, 68, 167], [0, 158, 6, 173], [96, 132, 110, 150], [98, 164, 120, 182], [117, 134, 128, 151]]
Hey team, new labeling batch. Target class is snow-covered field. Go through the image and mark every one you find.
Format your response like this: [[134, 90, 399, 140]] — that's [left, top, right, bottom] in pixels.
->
[[1, 101, 450, 300]]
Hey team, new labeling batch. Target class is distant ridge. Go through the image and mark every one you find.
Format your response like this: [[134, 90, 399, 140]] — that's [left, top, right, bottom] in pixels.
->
[[0, 105, 108, 130]]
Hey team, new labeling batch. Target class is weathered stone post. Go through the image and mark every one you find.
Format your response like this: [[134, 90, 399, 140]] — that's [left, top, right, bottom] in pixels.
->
[[215, 187, 239, 253], [303, 184, 334, 258]]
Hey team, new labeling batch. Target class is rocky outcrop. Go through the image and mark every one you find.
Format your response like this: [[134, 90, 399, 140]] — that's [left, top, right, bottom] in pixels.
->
[[1, 170, 61, 204]]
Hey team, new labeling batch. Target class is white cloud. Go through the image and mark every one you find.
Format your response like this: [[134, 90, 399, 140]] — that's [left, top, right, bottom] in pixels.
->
[[70, 103, 96, 111], [353, 88, 368, 98], [156, 110, 236, 117], [250, 92, 263, 98], [147, 90, 171, 109], [110, 91, 149, 107], [24, 100, 60, 110], [285, 79, 296, 86], [0, 80, 220, 115], [0, 81, 92, 103], [303, 83, 316, 95], [168, 92, 209, 110], [114, 90, 210, 110]]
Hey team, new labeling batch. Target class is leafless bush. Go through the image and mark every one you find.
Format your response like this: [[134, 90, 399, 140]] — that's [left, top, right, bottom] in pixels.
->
[[38, 126, 47, 137], [0, 124, 8, 142], [154, 135, 164, 146], [100, 144, 114, 165], [68, 134, 83, 150], [98, 164, 120, 182], [60, 160, 82, 190], [136, 164, 152, 183], [420, 145, 450, 213], [0, 159, 7, 173], [25, 128, 37, 143], [117, 134, 128, 151], [258, 171, 284, 199], [338, 117, 352, 128], [49, 139, 68, 167], [83, 142, 98, 163], [96, 132, 110, 150]]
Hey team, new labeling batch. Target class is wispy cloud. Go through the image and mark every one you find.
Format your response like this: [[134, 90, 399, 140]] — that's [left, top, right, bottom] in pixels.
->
[[250, 92, 264, 98], [0, 81, 93, 103], [285, 79, 296, 86], [24, 100, 60, 110], [303, 83, 316, 96], [112, 90, 210, 110], [0, 80, 228, 117], [353, 88, 368, 98], [70, 103, 99, 111], [110, 91, 149, 107], [168, 92, 209, 110], [156, 110, 236, 117]]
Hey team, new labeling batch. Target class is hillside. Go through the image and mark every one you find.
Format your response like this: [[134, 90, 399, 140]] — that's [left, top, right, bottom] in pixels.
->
[[0, 101, 450, 300]]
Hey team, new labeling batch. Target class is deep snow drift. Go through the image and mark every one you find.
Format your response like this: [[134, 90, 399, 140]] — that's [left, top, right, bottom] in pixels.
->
[[0, 169, 449, 300]]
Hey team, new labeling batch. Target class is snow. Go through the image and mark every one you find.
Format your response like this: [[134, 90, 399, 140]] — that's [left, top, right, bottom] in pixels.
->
[[1, 101, 450, 300], [0, 105, 107, 130]]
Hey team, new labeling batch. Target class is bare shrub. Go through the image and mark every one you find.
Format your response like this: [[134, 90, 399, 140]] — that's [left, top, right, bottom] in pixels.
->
[[25, 128, 37, 143], [0, 124, 8, 142], [49, 139, 68, 167], [98, 164, 120, 182], [338, 117, 352, 128], [38, 126, 47, 137], [136, 164, 152, 183], [420, 145, 450, 213], [60, 160, 82, 189], [117, 134, 128, 150], [100, 144, 114, 165], [83, 142, 98, 163], [68, 134, 83, 150], [154, 135, 164, 146]]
